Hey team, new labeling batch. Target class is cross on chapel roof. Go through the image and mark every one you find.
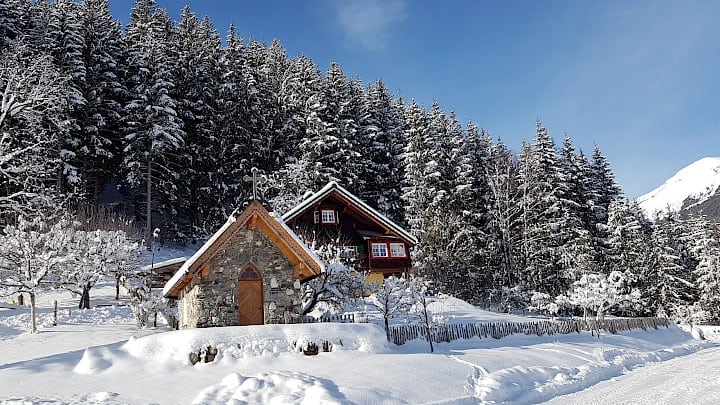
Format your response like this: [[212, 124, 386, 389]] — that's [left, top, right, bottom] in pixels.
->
[[242, 167, 265, 201]]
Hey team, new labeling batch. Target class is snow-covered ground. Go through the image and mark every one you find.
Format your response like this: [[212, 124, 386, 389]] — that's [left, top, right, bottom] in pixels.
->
[[544, 345, 720, 405], [0, 283, 716, 405]]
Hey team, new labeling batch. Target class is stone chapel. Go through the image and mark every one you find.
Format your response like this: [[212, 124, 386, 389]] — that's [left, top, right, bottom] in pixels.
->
[[162, 199, 324, 328]]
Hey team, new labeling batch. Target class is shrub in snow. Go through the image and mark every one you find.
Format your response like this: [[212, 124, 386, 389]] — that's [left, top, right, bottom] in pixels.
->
[[559, 271, 640, 321], [122, 268, 176, 328], [290, 229, 366, 316], [673, 302, 711, 327], [498, 286, 530, 313], [366, 276, 414, 341], [300, 262, 364, 316], [409, 276, 438, 352], [529, 292, 560, 316]]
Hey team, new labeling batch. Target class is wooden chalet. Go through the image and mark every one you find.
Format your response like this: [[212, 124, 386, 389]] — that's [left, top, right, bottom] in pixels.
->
[[142, 257, 187, 289], [282, 181, 417, 282]]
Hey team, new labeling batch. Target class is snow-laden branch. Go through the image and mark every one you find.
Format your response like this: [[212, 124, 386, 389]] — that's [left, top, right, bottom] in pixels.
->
[[0, 40, 66, 131]]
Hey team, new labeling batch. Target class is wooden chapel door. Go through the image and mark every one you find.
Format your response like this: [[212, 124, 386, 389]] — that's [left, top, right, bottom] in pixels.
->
[[238, 266, 264, 325]]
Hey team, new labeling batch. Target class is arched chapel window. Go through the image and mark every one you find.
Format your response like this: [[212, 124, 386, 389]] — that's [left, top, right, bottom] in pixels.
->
[[239, 266, 260, 280]]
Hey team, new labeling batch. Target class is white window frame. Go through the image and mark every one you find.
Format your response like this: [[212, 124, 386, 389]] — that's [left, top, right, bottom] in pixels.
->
[[339, 245, 357, 258], [313, 210, 320, 224], [389, 242, 406, 258], [371, 242, 388, 258], [321, 209, 336, 224]]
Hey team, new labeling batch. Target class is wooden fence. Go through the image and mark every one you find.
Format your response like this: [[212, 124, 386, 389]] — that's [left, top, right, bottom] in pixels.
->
[[388, 317, 670, 346], [302, 313, 356, 324]]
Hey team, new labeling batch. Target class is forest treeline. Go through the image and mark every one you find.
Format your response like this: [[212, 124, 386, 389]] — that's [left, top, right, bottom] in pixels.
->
[[0, 0, 718, 321]]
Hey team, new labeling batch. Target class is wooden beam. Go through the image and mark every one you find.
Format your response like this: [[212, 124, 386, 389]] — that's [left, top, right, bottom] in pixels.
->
[[247, 213, 257, 230]]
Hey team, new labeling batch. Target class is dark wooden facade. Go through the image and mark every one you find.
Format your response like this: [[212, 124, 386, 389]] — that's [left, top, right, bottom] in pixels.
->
[[282, 182, 417, 278], [143, 257, 187, 289]]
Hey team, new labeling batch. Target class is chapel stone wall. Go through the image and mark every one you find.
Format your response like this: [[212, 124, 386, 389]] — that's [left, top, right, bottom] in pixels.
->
[[177, 226, 303, 328]]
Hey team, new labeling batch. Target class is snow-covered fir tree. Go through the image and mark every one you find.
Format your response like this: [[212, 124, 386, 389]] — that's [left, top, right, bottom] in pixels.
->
[[44, 0, 87, 194], [606, 200, 656, 315], [588, 145, 622, 273], [361, 80, 405, 220], [0, 0, 24, 48], [453, 122, 493, 300], [172, 5, 222, 238], [692, 219, 720, 323], [300, 61, 362, 191], [484, 139, 522, 297], [649, 216, 697, 317], [74, 0, 126, 201], [557, 138, 595, 281], [122, 0, 185, 243], [517, 123, 568, 296], [209, 24, 255, 221]]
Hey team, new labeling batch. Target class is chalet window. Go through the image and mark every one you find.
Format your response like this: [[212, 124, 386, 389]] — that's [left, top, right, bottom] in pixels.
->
[[313, 210, 320, 223], [321, 209, 336, 224], [371, 242, 388, 258], [340, 246, 357, 258], [389, 243, 406, 258]]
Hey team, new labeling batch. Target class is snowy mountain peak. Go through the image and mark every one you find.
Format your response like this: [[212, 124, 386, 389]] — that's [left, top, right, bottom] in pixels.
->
[[637, 157, 720, 218]]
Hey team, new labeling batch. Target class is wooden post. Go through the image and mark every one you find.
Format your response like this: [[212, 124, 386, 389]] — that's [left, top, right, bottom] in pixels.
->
[[53, 300, 58, 327], [146, 156, 152, 250], [29, 292, 37, 334]]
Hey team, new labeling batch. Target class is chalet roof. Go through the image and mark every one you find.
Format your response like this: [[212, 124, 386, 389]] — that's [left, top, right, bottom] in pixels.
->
[[282, 181, 418, 245], [140, 256, 187, 272], [163, 200, 324, 298]]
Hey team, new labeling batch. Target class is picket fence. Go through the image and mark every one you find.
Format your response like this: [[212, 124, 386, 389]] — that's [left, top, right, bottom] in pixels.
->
[[388, 317, 670, 346], [302, 313, 356, 324]]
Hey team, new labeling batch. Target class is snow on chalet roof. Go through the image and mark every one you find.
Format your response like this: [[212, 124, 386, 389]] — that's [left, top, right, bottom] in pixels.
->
[[271, 211, 325, 269], [162, 214, 237, 297], [282, 181, 418, 245], [140, 257, 187, 272], [162, 203, 325, 298]]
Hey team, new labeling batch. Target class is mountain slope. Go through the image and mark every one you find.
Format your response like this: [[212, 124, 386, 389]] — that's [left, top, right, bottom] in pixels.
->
[[637, 157, 720, 219]]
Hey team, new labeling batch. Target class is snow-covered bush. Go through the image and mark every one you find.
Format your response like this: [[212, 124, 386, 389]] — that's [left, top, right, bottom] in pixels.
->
[[498, 286, 530, 313], [409, 276, 438, 352], [560, 271, 640, 321], [367, 276, 415, 341], [121, 267, 175, 328], [300, 262, 365, 316], [673, 302, 711, 326], [529, 292, 559, 316]]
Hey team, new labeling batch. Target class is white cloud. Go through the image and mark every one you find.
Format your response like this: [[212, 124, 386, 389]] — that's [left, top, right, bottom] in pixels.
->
[[335, 0, 406, 51]]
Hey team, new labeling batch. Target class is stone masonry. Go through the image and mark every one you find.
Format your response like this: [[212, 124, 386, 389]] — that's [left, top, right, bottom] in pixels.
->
[[177, 225, 303, 328]]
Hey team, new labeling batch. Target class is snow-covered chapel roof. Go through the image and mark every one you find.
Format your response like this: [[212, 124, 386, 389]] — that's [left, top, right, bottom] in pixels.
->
[[282, 181, 418, 245], [163, 200, 324, 298]]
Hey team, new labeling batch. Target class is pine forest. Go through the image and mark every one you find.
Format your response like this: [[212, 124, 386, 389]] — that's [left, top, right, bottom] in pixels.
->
[[1, 0, 718, 323]]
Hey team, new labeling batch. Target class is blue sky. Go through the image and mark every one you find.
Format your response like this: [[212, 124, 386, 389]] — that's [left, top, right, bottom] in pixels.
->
[[109, 0, 720, 198]]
